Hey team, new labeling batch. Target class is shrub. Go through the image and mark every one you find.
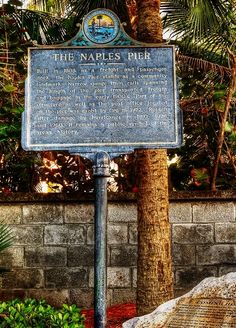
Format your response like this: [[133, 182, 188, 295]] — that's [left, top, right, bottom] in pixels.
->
[[0, 299, 85, 328]]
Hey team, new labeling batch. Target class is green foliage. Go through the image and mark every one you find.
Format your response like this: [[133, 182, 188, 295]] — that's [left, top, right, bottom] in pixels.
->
[[0, 299, 85, 328], [169, 65, 236, 190], [0, 1, 43, 192], [162, 0, 235, 66], [225, 119, 236, 154], [0, 223, 14, 252], [0, 0, 66, 45]]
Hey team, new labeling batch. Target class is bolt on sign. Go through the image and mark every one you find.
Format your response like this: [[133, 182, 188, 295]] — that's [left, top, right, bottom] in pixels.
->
[[22, 9, 182, 159]]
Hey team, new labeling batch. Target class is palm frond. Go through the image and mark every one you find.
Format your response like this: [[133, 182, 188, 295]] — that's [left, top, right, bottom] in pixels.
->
[[0, 223, 14, 252], [0, 4, 66, 45], [13, 8, 67, 44], [27, 0, 68, 16], [177, 53, 231, 77], [162, 0, 235, 65]]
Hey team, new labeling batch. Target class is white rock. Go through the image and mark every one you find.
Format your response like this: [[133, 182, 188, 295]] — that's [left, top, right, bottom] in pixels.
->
[[123, 272, 236, 328]]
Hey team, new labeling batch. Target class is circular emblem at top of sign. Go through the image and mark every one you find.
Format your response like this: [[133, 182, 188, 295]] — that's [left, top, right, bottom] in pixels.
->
[[83, 9, 120, 44]]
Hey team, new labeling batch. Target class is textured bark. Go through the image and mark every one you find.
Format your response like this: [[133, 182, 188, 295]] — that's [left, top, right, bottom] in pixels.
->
[[135, 0, 173, 316], [136, 0, 163, 43], [136, 149, 173, 315]]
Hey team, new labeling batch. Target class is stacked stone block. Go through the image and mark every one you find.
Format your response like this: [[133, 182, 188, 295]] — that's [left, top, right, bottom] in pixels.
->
[[171, 201, 236, 296], [0, 195, 235, 308], [0, 202, 137, 308]]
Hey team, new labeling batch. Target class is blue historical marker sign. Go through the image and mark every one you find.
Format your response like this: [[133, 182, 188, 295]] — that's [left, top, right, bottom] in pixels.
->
[[22, 9, 182, 158], [22, 46, 181, 156]]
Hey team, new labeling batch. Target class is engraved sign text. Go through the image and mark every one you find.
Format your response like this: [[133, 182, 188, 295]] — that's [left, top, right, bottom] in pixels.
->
[[22, 46, 182, 154]]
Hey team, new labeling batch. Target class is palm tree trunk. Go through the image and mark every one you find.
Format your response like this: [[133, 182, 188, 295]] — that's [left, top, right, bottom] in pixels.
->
[[135, 0, 174, 316], [136, 149, 173, 315], [136, 0, 163, 43]]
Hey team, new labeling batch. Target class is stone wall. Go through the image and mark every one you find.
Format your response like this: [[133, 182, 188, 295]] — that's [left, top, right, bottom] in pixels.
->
[[0, 192, 235, 308]]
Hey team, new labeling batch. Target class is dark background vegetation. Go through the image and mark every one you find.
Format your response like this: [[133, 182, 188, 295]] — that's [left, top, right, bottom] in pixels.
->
[[0, 0, 235, 192]]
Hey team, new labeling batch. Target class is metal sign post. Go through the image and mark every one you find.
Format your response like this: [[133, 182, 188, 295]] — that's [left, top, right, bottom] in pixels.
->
[[22, 8, 182, 328], [93, 152, 110, 328]]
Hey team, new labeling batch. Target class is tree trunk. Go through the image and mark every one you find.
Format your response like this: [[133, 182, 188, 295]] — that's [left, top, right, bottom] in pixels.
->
[[135, 0, 174, 316], [136, 149, 173, 315], [136, 0, 163, 43]]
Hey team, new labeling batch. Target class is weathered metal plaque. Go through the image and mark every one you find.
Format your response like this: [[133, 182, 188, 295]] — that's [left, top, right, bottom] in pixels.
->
[[22, 46, 182, 155], [165, 298, 236, 328]]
